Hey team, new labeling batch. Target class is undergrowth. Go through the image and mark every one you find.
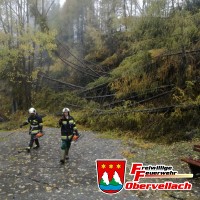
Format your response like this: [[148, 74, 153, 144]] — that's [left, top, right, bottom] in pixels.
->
[[1, 84, 199, 144]]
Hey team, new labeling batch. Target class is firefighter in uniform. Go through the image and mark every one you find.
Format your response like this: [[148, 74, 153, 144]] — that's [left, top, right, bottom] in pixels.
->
[[59, 107, 79, 164], [20, 107, 43, 152]]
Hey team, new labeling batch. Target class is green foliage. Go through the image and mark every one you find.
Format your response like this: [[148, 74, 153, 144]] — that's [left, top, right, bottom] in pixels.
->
[[79, 81, 199, 143], [84, 47, 110, 62], [110, 51, 152, 97], [80, 106, 145, 132], [32, 88, 98, 113], [0, 17, 57, 110], [0, 81, 12, 115], [0, 96, 11, 115], [84, 25, 106, 52], [0, 111, 26, 131], [101, 53, 119, 69], [81, 106, 199, 144], [172, 81, 200, 105], [87, 76, 111, 89], [42, 115, 60, 127], [166, 10, 199, 50], [111, 51, 151, 79]]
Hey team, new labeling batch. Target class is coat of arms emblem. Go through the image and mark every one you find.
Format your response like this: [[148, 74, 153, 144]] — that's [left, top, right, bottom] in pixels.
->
[[96, 159, 126, 194]]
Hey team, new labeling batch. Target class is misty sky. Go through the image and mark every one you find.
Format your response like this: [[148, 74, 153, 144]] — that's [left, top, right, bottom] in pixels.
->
[[60, 0, 65, 7]]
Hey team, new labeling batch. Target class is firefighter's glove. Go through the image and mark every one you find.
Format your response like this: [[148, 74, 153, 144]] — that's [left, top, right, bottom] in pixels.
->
[[74, 131, 79, 136]]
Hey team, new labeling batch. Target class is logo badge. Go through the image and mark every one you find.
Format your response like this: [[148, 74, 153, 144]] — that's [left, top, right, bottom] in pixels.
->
[[96, 159, 126, 194]]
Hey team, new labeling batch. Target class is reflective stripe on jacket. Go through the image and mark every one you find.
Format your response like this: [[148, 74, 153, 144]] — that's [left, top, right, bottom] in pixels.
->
[[27, 114, 43, 134], [59, 116, 77, 137]]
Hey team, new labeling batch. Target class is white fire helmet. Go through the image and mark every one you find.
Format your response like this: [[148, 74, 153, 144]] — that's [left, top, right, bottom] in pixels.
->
[[62, 107, 70, 113], [29, 107, 36, 114]]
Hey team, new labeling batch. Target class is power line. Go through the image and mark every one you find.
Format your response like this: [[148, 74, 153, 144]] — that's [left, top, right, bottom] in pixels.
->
[[37, 72, 84, 89], [55, 51, 99, 78], [94, 104, 200, 115], [84, 94, 115, 99], [56, 39, 102, 77]]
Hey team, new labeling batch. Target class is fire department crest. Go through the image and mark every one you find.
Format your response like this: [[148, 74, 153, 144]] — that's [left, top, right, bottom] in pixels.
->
[[96, 159, 126, 194]]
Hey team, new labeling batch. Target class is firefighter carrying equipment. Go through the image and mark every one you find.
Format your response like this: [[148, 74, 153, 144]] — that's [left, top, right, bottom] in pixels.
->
[[21, 114, 43, 134], [59, 116, 77, 136]]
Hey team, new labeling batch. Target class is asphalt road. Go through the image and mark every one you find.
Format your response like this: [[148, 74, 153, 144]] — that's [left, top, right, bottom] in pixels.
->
[[0, 128, 139, 200]]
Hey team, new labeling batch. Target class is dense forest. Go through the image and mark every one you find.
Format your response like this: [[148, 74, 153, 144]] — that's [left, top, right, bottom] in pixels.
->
[[0, 0, 199, 142]]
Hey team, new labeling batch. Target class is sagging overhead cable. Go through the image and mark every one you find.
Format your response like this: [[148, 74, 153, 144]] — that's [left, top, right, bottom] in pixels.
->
[[37, 72, 84, 89], [54, 50, 99, 79], [56, 39, 102, 77]]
